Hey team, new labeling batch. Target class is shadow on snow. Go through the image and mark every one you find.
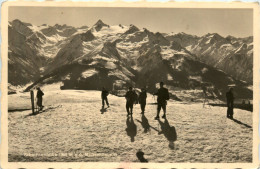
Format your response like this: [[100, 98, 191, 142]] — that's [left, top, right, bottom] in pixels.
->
[[125, 116, 137, 142]]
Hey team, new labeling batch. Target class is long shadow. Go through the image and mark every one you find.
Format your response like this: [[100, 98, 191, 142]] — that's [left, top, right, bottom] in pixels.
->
[[140, 114, 150, 133], [231, 118, 252, 129], [41, 106, 56, 112], [210, 103, 253, 112], [8, 108, 31, 112], [24, 106, 58, 118], [24, 110, 43, 118], [125, 116, 137, 142], [136, 115, 159, 133], [158, 118, 177, 149], [100, 107, 107, 114]]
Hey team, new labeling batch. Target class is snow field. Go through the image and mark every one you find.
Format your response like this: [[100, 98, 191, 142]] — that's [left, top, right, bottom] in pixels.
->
[[8, 89, 252, 162]]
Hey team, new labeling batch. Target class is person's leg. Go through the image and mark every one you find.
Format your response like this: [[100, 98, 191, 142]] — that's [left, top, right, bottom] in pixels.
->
[[39, 98, 43, 110], [226, 102, 230, 118], [155, 103, 161, 119], [105, 97, 109, 107], [130, 103, 134, 115], [162, 103, 166, 118], [126, 102, 130, 115], [140, 103, 142, 113], [230, 103, 234, 119], [227, 107, 229, 118], [141, 103, 145, 113], [41, 98, 44, 108], [140, 103, 144, 113], [37, 98, 41, 107], [102, 98, 105, 107], [228, 107, 233, 118]]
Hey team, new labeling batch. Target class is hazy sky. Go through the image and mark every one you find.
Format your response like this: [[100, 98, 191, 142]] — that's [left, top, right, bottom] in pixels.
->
[[9, 7, 253, 37]]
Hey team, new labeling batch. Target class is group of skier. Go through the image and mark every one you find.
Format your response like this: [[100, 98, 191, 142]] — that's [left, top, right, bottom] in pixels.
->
[[36, 81, 235, 120], [101, 82, 170, 120], [101, 82, 235, 120]]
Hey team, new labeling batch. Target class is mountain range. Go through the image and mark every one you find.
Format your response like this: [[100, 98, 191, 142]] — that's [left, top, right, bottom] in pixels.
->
[[8, 19, 253, 100]]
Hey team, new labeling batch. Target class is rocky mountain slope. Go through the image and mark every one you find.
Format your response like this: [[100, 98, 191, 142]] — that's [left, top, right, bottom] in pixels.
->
[[165, 33, 253, 83], [8, 19, 87, 85], [8, 19, 253, 100]]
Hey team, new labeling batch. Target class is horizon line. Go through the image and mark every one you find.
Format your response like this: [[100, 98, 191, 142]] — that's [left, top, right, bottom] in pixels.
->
[[9, 18, 253, 39]]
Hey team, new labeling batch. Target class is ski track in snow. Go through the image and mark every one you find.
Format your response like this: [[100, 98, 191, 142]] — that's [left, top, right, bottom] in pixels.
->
[[8, 88, 252, 162]]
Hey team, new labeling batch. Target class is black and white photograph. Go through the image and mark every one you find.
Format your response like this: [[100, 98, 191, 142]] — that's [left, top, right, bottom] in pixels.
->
[[1, 2, 259, 168]]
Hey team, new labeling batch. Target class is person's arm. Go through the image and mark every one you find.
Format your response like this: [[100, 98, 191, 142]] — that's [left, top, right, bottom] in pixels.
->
[[153, 90, 159, 95]]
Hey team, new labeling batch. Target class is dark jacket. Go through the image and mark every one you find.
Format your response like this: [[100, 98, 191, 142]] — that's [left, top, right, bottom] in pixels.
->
[[154, 87, 169, 103], [125, 91, 137, 104], [37, 90, 44, 98], [226, 91, 234, 105], [101, 90, 109, 98], [138, 91, 147, 103]]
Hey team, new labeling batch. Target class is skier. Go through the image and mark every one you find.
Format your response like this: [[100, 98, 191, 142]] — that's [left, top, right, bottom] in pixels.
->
[[125, 87, 137, 116], [101, 87, 109, 108], [36, 87, 44, 111], [202, 85, 209, 107], [226, 87, 234, 119], [138, 88, 147, 114], [154, 82, 170, 120]]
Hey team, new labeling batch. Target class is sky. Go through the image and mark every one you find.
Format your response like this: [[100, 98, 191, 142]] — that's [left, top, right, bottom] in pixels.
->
[[9, 7, 253, 38]]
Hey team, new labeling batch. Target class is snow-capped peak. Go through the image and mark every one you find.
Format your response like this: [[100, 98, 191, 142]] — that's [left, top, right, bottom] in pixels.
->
[[95, 19, 106, 26], [124, 24, 139, 34], [91, 19, 110, 32]]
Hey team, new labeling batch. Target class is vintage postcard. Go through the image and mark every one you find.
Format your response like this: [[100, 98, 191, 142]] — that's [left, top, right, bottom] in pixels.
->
[[1, 1, 259, 168]]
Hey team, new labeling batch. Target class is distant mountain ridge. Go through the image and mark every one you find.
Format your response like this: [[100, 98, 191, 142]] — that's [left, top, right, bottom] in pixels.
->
[[8, 19, 253, 100], [165, 32, 253, 83]]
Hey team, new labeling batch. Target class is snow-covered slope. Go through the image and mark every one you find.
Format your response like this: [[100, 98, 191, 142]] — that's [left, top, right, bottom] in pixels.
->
[[8, 89, 253, 162]]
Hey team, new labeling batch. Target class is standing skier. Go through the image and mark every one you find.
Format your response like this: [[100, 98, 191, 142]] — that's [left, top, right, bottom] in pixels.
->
[[154, 82, 170, 120], [226, 87, 234, 119], [36, 87, 44, 111], [125, 87, 137, 116], [202, 85, 209, 107], [138, 88, 147, 114], [101, 87, 110, 108]]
